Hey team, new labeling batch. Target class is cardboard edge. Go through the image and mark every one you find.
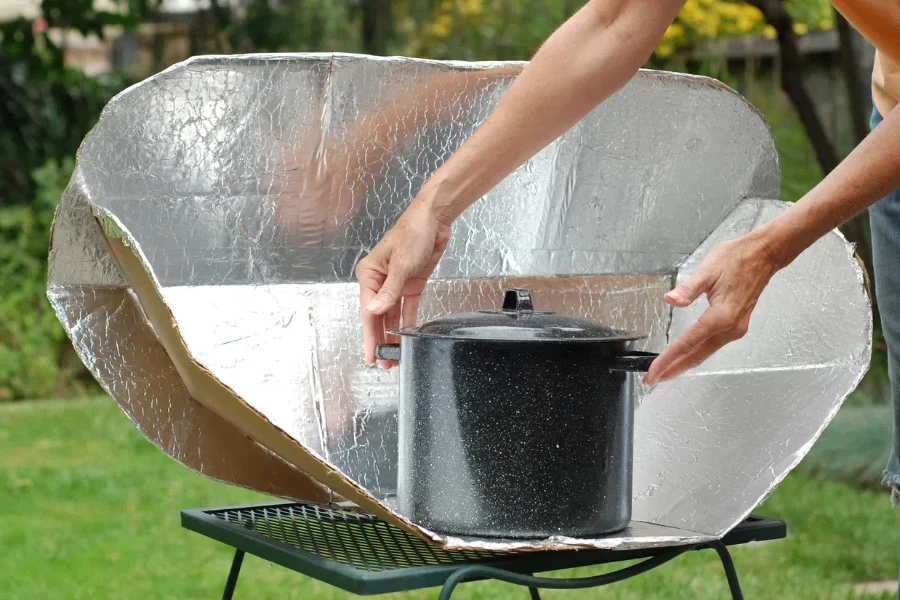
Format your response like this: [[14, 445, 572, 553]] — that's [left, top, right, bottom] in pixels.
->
[[92, 210, 426, 530]]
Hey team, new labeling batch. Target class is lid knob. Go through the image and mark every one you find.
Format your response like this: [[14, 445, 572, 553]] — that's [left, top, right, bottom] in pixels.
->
[[502, 289, 534, 313]]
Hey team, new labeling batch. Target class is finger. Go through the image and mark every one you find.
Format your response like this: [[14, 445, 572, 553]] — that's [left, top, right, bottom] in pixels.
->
[[644, 306, 733, 385], [384, 302, 402, 339], [367, 265, 410, 315], [401, 292, 422, 329], [659, 315, 749, 383], [362, 299, 384, 366], [665, 268, 715, 307], [378, 303, 403, 370], [358, 262, 386, 366], [653, 332, 735, 384], [644, 319, 718, 385]]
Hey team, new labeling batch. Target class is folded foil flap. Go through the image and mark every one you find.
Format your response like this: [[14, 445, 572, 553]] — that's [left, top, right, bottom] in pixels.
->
[[94, 208, 415, 529]]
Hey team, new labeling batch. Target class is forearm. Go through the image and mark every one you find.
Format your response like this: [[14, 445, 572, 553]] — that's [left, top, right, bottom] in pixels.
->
[[758, 106, 900, 266], [339, 66, 524, 171], [420, 0, 685, 223]]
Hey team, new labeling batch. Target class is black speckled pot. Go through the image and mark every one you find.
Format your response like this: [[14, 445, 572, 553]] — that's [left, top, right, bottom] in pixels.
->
[[376, 289, 655, 539]]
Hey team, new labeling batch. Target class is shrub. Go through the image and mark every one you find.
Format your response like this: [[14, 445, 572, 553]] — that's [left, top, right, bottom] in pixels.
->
[[0, 157, 94, 401]]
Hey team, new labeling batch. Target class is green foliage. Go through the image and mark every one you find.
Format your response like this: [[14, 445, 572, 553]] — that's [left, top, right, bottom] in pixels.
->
[[0, 1, 156, 399], [0, 158, 93, 402], [222, 0, 357, 53], [0, 56, 124, 210], [783, 0, 837, 32], [396, 0, 570, 60], [0, 1, 155, 209]]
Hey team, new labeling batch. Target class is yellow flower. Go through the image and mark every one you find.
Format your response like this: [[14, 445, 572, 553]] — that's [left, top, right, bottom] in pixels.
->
[[742, 5, 764, 20], [678, 0, 704, 25], [457, 0, 483, 19], [719, 3, 740, 18], [700, 13, 721, 38], [663, 23, 685, 41], [736, 16, 755, 34], [656, 42, 675, 58], [819, 18, 832, 30], [429, 13, 453, 39], [793, 22, 808, 36], [763, 24, 777, 39]]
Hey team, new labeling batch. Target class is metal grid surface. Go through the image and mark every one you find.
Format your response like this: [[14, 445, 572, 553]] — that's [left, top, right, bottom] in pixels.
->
[[210, 503, 509, 571], [186, 502, 786, 596]]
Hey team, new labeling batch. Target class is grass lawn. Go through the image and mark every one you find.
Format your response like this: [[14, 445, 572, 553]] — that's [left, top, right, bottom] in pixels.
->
[[2, 397, 900, 600]]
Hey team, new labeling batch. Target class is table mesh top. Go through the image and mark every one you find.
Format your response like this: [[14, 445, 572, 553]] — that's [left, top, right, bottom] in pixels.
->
[[210, 503, 509, 572]]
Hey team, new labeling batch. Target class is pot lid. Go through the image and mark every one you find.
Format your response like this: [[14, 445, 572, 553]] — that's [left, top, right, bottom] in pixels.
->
[[399, 289, 645, 342]]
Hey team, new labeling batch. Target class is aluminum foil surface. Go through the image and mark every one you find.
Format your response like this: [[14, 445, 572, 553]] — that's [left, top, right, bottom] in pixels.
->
[[48, 53, 870, 551], [47, 179, 332, 503], [633, 199, 871, 537]]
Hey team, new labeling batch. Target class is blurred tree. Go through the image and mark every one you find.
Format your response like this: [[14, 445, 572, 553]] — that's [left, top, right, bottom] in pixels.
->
[[0, 0, 158, 401], [745, 0, 875, 323], [747, 0, 839, 170], [833, 9, 876, 321], [398, 0, 569, 60], [186, 0, 381, 56], [361, 0, 394, 54], [0, 0, 159, 209], [834, 9, 872, 144]]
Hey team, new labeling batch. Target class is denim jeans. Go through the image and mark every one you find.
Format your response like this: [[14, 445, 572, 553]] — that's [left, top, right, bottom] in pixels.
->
[[869, 108, 900, 503], [867, 107, 900, 599]]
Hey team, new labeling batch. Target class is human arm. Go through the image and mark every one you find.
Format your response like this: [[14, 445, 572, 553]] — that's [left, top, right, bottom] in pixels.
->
[[644, 104, 900, 385], [356, 0, 687, 366], [272, 66, 522, 235]]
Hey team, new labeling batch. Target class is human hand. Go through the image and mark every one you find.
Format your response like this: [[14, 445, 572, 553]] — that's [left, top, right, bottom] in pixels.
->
[[644, 232, 783, 385], [356, 199, 452, 369]]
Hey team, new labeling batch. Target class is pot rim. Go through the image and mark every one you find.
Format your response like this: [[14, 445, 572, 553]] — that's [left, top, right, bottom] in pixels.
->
[[386, 328, 647, 343]]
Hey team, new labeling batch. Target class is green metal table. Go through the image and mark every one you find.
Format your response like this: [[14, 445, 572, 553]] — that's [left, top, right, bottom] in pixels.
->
[[181, 501, 786, 600]]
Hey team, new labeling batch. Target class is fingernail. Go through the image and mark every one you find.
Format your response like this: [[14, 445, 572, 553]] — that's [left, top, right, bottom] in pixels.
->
[[366, 299, 384, 313]]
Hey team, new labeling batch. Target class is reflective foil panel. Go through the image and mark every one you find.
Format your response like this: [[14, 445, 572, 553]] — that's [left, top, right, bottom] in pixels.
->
[[48, 53, 869, 551], [632, 199, 872, 536]]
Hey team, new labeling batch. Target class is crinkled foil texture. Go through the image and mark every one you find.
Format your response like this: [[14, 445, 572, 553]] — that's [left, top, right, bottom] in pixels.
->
[[48, 53, 870, 550]]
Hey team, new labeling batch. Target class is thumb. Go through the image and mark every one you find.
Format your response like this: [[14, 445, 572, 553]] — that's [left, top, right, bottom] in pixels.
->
[[366, 266, 410, 315], [665, 270, 713, 307]]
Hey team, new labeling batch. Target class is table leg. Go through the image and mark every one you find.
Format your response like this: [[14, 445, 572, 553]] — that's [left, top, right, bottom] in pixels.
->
[[710, 542, 743, 600], [528, 586, 542, 600], [222, 549, 245, 600]]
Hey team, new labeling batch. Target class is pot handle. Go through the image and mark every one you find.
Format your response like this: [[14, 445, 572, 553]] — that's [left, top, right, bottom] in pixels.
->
[[502, 288, 534, 312], [375, 344, 401, 362], [608, 351, 658, 372]]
